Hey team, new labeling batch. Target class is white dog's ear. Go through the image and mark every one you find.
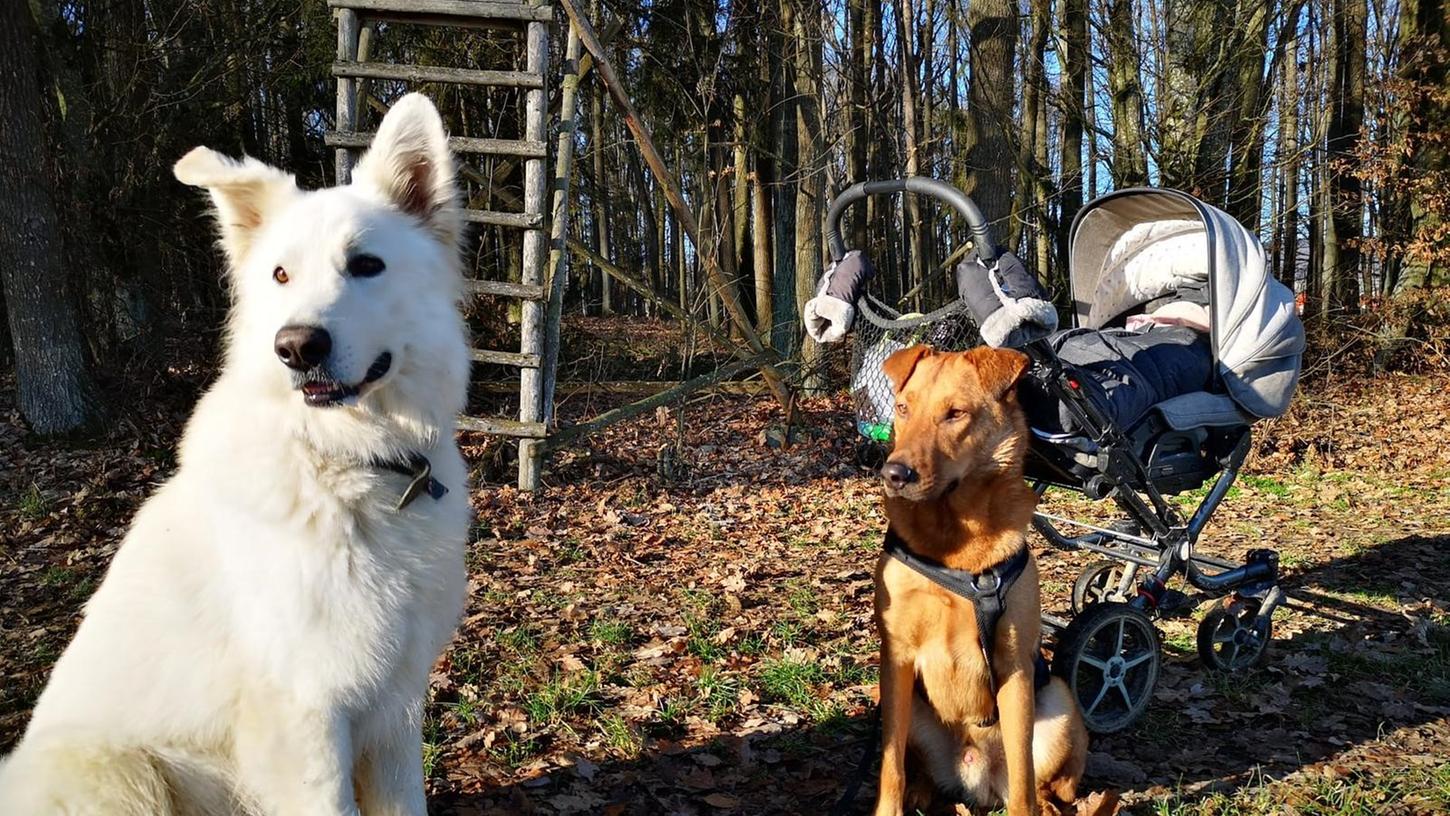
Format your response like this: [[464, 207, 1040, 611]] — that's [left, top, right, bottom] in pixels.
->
[[174, 147, 298, 265], [353, 93, 460, 246]]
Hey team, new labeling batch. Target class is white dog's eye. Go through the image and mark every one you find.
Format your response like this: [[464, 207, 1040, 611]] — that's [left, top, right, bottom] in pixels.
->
[[272, 266, 289, 285], [346, 254, 386, 278]]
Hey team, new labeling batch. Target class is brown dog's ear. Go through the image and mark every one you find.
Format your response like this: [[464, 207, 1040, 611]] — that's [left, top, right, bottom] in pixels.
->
[[882, 345, 934, 392], [965, 347, 1030, 399]]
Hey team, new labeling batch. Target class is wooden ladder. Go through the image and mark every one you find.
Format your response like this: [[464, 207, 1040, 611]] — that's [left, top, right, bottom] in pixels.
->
[[328, 0, 558, 490]]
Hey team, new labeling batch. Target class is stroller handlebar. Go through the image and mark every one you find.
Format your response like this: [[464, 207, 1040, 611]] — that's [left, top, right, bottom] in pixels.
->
[[825, 177, 997, 265]]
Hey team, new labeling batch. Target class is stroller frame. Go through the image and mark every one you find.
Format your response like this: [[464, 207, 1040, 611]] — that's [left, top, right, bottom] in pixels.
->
[[825, 178, 1288, 734]]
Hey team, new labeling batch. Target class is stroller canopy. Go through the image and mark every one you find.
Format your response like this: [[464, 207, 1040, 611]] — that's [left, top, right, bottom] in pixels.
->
[[1068, 189, 1305, 419]]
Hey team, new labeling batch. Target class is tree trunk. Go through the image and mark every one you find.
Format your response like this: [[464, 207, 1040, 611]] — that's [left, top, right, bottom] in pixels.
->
[[792, 0, 825, 392], [1324, 0, 1365, 317], [732, 93, 751, 313], [1105, 0, 1149, 185], [1393, 0, 1450, 293], [964, 0, 1018, 236], [1279, 32, 1300, 289], [770, 0, 800, 355], [0, 0, 100, 433], [846, 0, 871, 248], [896, 0, 927, 292], [591, 69, 613, 315], [1059, 0, 1088, 267], [752, 158, 774, 343], [1016, 0, 1052, 279]]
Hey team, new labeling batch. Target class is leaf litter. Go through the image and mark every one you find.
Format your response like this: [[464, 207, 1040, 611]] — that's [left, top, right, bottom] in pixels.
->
[[2, 369, 1449, 814]]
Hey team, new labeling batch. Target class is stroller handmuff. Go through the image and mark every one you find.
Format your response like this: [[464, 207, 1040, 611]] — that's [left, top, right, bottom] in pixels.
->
[[812, 178, 1306, 734]]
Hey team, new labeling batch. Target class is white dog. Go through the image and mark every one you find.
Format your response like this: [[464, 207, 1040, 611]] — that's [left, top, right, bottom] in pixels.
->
[[0, 94, 472, 816]]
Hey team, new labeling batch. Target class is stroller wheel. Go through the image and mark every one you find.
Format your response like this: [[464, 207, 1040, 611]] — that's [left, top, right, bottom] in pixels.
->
[[1052, 602, 1160, 734], [1071, 560, 1135, 614], [1196, 597, 1272, 672]]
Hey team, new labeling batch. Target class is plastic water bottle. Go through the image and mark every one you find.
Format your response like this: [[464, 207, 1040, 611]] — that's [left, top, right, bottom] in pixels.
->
[[857, 420, 892, 442]]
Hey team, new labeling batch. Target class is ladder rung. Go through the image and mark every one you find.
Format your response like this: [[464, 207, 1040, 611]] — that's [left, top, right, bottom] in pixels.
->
[[329, 0, 554, 23], [463, 209, 544, 229], [471, 348, 541, 368], [466, 280, 545, 299], [326, 131, 547, 158], [457, 415, 548, 438], [332, 61, 544, 89]]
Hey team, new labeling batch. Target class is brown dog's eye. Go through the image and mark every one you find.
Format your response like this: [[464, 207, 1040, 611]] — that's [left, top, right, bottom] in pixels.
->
[[945, 407, 969, 422], [272, 266, 289, 285], [895, 402, 908, 417]]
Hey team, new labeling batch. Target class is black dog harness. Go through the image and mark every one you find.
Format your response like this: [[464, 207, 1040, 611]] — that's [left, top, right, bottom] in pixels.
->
[[883, 529, 1048, 727], [375, 453, 448, 511]]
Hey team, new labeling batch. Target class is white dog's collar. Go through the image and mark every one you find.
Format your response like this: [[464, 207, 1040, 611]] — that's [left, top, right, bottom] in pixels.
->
[[375, 453, 448, 511]]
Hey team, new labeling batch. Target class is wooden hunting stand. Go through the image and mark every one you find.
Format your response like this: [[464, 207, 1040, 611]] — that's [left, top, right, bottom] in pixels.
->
[[328, 0, 571, 490], [328, 0, 790, 491]]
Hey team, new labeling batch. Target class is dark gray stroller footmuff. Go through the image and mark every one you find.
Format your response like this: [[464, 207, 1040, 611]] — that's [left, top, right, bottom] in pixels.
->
[[1018, 326, 1213, 435], [951, 251, 1217, 437]]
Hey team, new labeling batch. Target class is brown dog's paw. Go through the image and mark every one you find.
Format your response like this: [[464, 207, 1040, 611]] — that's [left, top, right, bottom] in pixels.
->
[[1072, 789, 1122, 816]]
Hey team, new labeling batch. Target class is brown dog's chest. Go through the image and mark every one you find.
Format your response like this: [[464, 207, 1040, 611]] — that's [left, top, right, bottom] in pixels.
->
[[876, 561, 1000, 728]]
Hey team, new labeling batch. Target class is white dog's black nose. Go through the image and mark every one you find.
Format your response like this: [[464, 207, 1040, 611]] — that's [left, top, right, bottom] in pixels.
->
[[274, 326, 332, 371]]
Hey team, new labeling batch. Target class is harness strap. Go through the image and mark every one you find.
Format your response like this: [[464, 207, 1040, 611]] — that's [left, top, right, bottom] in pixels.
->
[[884, 529, 1031, 727]]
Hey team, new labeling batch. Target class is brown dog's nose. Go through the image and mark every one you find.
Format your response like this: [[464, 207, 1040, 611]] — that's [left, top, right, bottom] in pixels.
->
[[274, 325, 332, 371], [880, 461, 918, 490]]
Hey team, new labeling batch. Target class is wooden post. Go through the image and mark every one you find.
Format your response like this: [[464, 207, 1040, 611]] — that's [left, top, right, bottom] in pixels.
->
[[542, 27, 585, 423], [353, 20, 374, 130], [516, 8, 551, 491], [557, 0, 792, 409], [335, 9, 360, 182]]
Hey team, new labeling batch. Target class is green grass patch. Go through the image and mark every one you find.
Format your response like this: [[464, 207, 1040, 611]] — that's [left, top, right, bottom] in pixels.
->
[[39, 566, 78, 587], [685, 610, 724, 662], [695, 665, 740, 722], [489, 734, 543, 769], [599, 713, 642, 757], [587, 617, 633, 646], [785, 580, 820, 617], [448, 697, 484, 727], [1239, 474, 1291, 498], [770, 619, 805, 647], [18, 485, 50, 520], [498, 626, 540, 655], [523, 670, 603, 726], [649, 695, 693, 737], [758, 657, 827, 708]]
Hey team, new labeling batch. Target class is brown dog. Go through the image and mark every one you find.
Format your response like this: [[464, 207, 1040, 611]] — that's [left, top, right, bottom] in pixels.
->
[[872, 345, 1090, 816]]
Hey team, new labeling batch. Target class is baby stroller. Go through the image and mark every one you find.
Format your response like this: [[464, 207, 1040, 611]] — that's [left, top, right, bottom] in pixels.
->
[[806, 178, 1306, 734]]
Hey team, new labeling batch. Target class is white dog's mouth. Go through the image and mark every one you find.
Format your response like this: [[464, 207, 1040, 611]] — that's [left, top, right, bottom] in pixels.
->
[[296, 352, 392, 407]]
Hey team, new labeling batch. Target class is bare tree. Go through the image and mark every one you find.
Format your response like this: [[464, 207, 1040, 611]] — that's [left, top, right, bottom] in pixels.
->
[[0, 0, 100, 433]]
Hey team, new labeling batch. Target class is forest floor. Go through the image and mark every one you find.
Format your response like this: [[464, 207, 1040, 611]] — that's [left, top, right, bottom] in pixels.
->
[[3, 338, 1449, 814]]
